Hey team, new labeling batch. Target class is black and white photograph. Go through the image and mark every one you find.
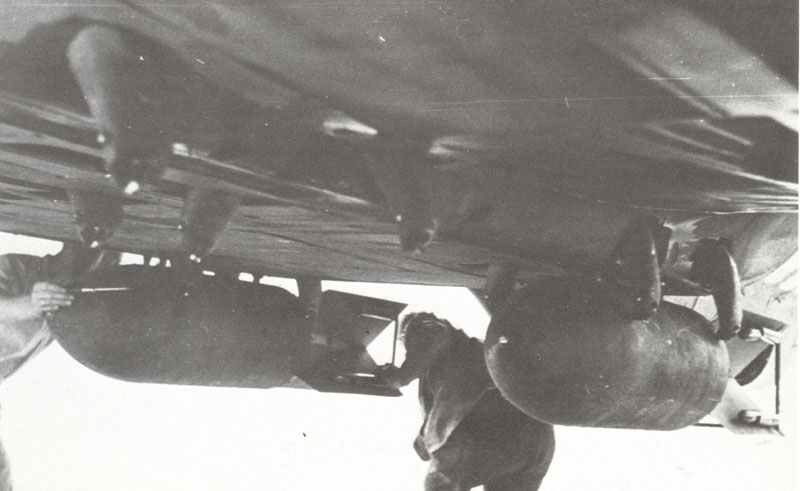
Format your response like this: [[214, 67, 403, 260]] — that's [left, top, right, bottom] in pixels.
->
[[0, 2, 796, 490]]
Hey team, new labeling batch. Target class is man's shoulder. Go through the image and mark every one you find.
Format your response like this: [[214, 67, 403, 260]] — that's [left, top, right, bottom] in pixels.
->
[[449, 328, 484, 353]]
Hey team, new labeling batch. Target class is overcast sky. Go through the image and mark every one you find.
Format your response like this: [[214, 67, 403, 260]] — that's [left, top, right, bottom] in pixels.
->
[[0, 232, 795, 491]]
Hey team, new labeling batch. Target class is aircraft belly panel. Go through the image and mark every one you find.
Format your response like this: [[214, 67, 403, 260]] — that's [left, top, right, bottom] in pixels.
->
[[5, 0, 791, 139], [0, 1, 795, 288], [113, 0, 697, 137]]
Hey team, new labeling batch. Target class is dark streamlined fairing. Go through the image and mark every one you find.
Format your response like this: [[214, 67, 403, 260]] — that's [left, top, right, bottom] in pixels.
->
[[690, 239, 744, 340], [67, 25, 168, 193], [179, 187, 241, 264], [484, 277, 730, 430], [67, 190, 124, 249], [601, 217, 663, 320]]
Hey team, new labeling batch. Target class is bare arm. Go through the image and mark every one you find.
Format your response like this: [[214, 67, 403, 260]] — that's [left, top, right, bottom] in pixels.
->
[[385, 340, 448, 388], [0, 282, 74, 323], [381, 315, 453, 388]]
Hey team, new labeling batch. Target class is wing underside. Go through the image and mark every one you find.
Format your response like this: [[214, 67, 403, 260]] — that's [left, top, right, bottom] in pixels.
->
[[0, 0, 795, 287]]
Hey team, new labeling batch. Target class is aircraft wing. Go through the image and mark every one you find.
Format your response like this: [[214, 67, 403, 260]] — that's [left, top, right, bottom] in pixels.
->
[[0, 0, 795, 290]]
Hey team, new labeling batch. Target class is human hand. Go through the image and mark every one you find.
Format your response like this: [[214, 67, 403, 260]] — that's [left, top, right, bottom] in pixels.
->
[[29, 282, 74, 316], [376, 364, 402, 389]]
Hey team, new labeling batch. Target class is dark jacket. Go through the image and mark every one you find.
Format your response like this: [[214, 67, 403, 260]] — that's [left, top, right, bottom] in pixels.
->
[[412, 324, 495, 456]]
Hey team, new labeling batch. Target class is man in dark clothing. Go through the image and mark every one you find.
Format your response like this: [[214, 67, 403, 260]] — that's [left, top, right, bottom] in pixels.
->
[[0, 243, 117, 490], [381, 313, 555, 491]]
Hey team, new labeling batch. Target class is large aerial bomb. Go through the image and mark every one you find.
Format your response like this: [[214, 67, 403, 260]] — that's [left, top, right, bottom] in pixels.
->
[[484, 276, 730, 431], [485, 217, 730, 430], [50, 266, 314, 388]]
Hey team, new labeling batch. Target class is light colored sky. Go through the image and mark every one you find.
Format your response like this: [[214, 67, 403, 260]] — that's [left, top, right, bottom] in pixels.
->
[[0, 232, 796, 491]]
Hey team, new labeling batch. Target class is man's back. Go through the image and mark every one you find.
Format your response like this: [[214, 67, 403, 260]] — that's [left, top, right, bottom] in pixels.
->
[[385, 313, 555, 491], [416, 327, 494, 456]]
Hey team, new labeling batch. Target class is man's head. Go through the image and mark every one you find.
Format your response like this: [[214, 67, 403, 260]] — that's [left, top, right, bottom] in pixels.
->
[[399, 312, 458, 351], [400, 312, 446, 338]]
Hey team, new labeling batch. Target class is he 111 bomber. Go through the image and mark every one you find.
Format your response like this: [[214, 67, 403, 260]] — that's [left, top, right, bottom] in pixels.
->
[[0, 0, 795, 440]]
